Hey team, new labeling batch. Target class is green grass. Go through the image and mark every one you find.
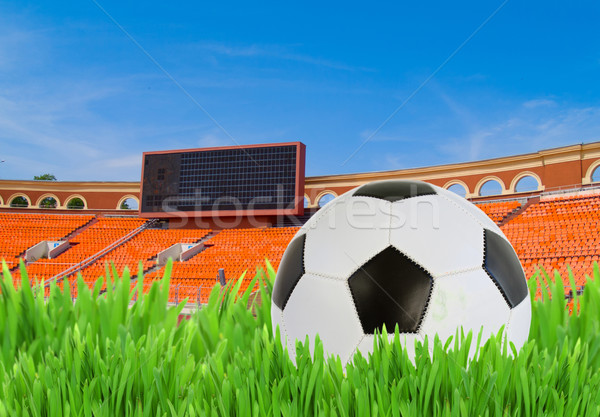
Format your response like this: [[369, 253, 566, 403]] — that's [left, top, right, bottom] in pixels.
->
[[0, 260, 600, 416]]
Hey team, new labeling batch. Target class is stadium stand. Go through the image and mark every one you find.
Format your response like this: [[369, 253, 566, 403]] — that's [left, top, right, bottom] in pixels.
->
[[141, 227, 299, 303], [475, 200, 522, 225], [76, 227, 212, 287], [500, 191, 600, 294], [0, 213, 94, 271], [15, 217, 146, 290], [2, 191, 599, 306]]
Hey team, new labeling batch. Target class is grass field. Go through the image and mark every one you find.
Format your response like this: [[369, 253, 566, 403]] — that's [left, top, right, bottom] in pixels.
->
[[1, 260, 599, 416]]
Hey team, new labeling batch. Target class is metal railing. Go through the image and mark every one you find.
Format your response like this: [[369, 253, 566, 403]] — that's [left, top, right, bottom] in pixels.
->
[[130, 282, 230, 306], [45, 219, 156, 286], [541, 184, 600, 197], [470, 195, 529, 205]]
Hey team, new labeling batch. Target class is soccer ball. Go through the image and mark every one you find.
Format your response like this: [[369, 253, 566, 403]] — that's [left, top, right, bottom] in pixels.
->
[[271, 180, 531, 365]]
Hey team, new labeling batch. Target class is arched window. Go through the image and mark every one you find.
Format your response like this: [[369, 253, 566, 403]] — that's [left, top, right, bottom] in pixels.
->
[[592, 166, 600, 183], [39, 197, 58, 208], [10, 196, 29, 208], [303, 196, 310, 208], [318, 193, 335, 207], [479, 180, 503, 197], [515, 175, 540, 192], [447, 183, 467, 198], [120, 197, 139, 210], [66, 197, 85, 209]]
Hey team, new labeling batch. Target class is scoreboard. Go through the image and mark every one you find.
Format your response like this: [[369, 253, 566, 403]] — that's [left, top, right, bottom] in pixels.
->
[[139, 142, 305, 218]]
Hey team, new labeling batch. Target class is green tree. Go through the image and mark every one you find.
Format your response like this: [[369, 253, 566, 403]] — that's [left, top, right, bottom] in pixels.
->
[[120, 198, 138, 210], [66, 198, 84, 209], [40, 197, 58, 208], [10, 196, 29, 207], [33, 174, 57, 181]]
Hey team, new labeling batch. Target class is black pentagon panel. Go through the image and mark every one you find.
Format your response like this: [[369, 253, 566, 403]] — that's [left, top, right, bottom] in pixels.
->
[[348, 246, 432, 334], [272, 234, 306, 310], [352, 180, 437, 202], [483, 229, 528, 308]]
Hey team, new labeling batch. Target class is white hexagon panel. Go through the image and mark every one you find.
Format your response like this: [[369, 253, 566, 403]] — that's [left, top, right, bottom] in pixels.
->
[[304, 195, 391, 279], [282, 273, 364, 364], [389, 194, 484, 277], [421, 268, 511, 347], [436, 186, 505, 237]]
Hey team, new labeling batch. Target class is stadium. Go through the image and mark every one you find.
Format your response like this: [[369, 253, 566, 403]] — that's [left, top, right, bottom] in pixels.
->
[[3, 0, 600, 412], [1, 141, 600, 305], [2, 140, 600, 414]]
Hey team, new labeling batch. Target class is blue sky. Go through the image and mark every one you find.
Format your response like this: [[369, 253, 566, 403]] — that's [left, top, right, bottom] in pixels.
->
[[0, 1, 599, 181]]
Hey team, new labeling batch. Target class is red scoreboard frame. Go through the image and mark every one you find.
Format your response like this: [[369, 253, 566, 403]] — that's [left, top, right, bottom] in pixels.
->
[[139, 142, 306, 218]]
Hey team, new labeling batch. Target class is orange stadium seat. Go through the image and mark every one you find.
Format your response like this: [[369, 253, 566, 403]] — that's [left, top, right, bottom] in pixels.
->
[[77, 227, 211, 288], [2, 190, 599, 305], [500, 192, 600, 294], [11, 217, 147, 294], [475, 200, 522, 225], [143, 227, 299, 303], [0, 213, 95, 277]]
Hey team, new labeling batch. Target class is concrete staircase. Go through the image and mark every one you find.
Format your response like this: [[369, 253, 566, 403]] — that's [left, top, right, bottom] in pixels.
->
[[64, 216, 99, 240], [113, 230, 222, 296], [499, 197, 540, 227], [46, 219, 156, 286], [9, 216, 100, 273]]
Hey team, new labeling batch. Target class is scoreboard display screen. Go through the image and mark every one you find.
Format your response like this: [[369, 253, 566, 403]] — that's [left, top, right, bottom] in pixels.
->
[[139, 142, 305, 217]]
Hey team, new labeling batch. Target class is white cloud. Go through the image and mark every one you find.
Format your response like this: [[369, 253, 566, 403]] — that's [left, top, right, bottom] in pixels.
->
[[0, 20, 216, 181], [437, 105, 600, 162], [0, 74, 162, 180], [523, 98, 557, 109], [195, 41, 373, 72], [199, 42, 265, 57], [101, 154, 142, 169], [0, 82, 119, 158], [365, 84, 600, 171], [382, 153, 404, 170], [197, 131, 232, 148], [0, 27, 46, 72]]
